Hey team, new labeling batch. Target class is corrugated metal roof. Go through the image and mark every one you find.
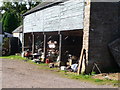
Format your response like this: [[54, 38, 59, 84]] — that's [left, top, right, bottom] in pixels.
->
[[23, 0, 68, 16], [12, 25, 23, 33]]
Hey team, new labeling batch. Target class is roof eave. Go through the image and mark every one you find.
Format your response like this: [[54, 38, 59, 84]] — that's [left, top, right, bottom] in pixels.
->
[[23, 0, 68, 16]]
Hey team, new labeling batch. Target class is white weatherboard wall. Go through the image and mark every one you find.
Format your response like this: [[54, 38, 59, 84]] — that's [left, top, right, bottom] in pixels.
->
[[24, 0, 84, 33], [13, 33, 23, 44]]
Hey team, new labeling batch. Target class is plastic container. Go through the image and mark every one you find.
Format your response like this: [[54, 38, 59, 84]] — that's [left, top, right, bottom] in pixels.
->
[[60, 66, 66, 71]]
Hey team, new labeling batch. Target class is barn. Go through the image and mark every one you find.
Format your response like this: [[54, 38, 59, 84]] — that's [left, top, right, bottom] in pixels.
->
[[23, 0, 120, 73]]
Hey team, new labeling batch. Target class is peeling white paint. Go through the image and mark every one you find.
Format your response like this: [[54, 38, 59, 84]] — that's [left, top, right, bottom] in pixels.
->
[[24, 0, 85, 33]]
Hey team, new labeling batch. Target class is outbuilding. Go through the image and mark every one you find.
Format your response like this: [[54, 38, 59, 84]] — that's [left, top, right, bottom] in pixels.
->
[[12, 25, 23, 44], [23, 0, 120, 73]]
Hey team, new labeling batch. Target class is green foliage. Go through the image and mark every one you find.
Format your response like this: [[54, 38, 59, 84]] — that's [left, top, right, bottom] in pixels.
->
[[91, 71, 96, 75], [1, 2, 13, 12], [2, 12, 19, 33], [1, 2, 40, 33]]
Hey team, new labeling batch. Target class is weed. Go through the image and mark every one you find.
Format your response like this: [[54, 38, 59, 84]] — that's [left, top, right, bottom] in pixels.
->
[[91, 71, 96, 75]]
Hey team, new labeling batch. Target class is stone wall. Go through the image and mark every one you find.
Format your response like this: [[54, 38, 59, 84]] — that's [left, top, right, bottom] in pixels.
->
[[82, 0, 91, 73], [85, 2, 120, 73]]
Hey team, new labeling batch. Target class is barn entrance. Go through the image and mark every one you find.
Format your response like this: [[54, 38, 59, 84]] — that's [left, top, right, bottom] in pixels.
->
[[23, 30, 83, 67], [59, 30, 83, 66], [24, 33, 32, 51], [34, 32, 44, 53], [41, 30, 83, 66], [44, 32, 59, 63]]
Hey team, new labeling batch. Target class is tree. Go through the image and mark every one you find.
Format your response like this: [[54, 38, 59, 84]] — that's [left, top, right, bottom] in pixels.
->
[[1, 1, 40, 33], [2, 12, 19, 33]]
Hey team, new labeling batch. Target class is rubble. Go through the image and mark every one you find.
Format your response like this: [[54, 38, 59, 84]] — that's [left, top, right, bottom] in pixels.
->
[[92, 73, 119, 81]]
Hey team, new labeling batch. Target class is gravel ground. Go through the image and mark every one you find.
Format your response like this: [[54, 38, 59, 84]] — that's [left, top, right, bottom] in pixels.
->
[[2, 59, 116, 88]]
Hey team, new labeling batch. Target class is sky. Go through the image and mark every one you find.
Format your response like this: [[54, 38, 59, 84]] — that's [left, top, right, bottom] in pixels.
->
[[0, 0, 32, 11], [0, 1, 3, 7]]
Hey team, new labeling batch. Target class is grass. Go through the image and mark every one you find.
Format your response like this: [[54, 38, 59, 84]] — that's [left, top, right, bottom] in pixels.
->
[[0, 55, 27, 60], [56, 71, 118, 86], [55, 72, 118, 86], [0, 55, 119, 87]]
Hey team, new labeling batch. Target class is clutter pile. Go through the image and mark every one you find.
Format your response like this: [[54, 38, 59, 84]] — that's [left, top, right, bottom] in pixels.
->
[[22, 40, 80, 73], [46, 51, 79, 73]]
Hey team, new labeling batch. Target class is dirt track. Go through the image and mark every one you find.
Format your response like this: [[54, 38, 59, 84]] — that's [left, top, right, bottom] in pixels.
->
[[2, 59, 116, 88]]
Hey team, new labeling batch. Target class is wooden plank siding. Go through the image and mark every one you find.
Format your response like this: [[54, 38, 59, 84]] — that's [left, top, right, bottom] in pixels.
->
[[23, 0, 84, 33]]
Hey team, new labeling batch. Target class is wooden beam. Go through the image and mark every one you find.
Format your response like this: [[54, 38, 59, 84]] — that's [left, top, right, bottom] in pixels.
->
[[60, 30, 83, 36], [22, 33, 24, 52], [43, 31, 58, 35], [43, 33, 47, 62], [22, 16, 24, 53], [32, 32, 35, 54], [58, 32, 62, 66], [77, 48, 84, 75]]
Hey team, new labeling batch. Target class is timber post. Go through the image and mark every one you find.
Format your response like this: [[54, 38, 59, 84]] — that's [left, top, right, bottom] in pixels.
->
[[43, 33, 47, 63], [58, 31, 62, 67], [22, 16, 24, 53], [77, 48, 84, 75], [32, 32, 35, 54], [22, 32, 24, 53]]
